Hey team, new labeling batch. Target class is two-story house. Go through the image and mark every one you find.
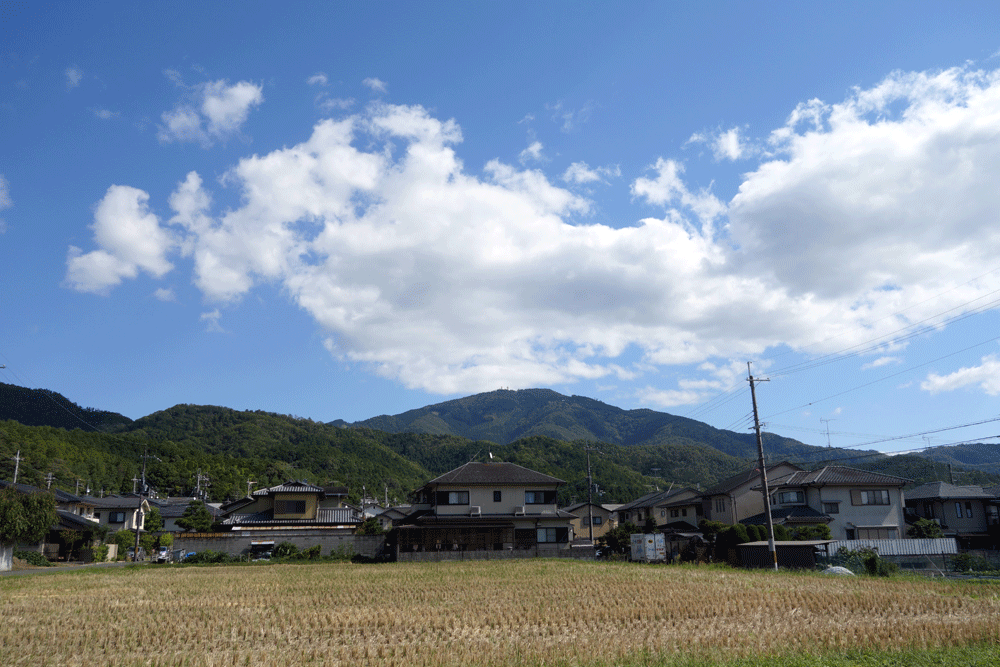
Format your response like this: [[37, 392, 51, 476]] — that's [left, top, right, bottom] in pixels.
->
[[904, 481, 1000, 549], [219, 481, 360, 530], [562, 502, 618, 543], [701, 462, 802, 524], [396, 462, 576, 555], [746, 466, 909, 540]]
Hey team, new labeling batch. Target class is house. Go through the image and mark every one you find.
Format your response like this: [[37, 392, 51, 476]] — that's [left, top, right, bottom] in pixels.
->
[[0, 481, 103, 562], [616, 487, 705, 530], [745, 466, 909, 540], [700, 462, 802, 525], [80, 494, 150, 532], [395, 462, 576, 556], [904, 481, 1000, 549], [562, 502, 618, 542], [219, 480, 361, 530], [153, 497, 223, 533]]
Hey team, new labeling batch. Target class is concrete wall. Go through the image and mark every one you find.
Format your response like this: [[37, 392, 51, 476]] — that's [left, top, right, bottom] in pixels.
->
[[398, 545, 595, 563], [0, 545, 11, 572], [172, 531, 385, 559]]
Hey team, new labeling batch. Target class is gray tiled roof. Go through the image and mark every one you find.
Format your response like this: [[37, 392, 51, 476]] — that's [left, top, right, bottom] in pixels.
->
[[223, 507, 360, 526], [905, 481, 997, 501], [768, 466, 910, 488], [254, 481, 325, 495], [426, 462, 564, 486], [703, 462, 801, 496]]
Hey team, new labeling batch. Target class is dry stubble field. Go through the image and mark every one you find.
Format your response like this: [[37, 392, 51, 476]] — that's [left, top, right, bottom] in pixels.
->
[[1, 559, 999, 667]]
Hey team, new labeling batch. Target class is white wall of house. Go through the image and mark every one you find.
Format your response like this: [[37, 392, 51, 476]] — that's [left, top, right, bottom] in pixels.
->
[[815, 486, 904, 540], [433, 485, 559, 516]]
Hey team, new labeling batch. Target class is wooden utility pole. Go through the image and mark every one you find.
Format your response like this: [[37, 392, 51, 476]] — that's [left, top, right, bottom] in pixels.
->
[[748, 362, 778, 571], [12, 449, 21, 483]]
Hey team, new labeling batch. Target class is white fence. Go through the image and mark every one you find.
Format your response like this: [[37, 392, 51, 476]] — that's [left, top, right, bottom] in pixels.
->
[[824, 538, 958, 557]]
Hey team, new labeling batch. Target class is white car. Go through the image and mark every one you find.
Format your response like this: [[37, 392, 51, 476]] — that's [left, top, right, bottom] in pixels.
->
[[155, 547, 171, 563]]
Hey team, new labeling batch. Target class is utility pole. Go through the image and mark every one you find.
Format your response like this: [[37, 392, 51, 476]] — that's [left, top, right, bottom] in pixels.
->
[[820, 418, 836, 448], [45, 472, 54, 489], [748, 362, 778, 572], [584, 445, 600, 544], [12, 450, 21, 484], [246, 479, 256, 498]]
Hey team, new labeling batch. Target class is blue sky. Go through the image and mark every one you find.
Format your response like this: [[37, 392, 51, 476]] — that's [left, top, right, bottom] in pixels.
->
[[4, 2, 1000, 458]]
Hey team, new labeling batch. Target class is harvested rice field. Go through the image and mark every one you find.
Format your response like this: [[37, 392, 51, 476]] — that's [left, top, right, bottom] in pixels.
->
[[1, 559, 998, 667]]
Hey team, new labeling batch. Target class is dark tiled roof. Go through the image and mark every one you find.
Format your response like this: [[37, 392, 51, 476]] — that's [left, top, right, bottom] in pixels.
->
[[768, 466, 910, 488], [702, 462, 801, 496], [82, 495, 146, 510], [426, 462, 564, 486], [254, 480, 325, 495], [223, 507, 360, 526], [618, 488, 698, 512], [55, 509, 100, 531], [0, 480, 91, 505], [905, 481, 997, 501]]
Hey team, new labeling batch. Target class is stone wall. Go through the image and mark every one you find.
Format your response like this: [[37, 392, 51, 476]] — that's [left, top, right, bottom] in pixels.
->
[[172, 530, 385, 559]]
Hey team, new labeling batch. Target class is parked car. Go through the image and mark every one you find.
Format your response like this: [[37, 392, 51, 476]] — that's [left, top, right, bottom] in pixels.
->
[[126, 546, 146, 562], [155, 547, 171, 563]]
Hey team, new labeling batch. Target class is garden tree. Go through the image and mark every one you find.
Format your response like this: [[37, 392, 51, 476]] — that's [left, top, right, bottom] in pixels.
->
[[597, 521, 640, 555], [643, 516, 658, 533], [908, 518, 945, 539], [144, 507, 163, 534], [792, 524, 832, 541], [111, 530, 135, 558], [355, 517, 384, 536], [175, 500, 213, 532], [0, 487, 57, 545]]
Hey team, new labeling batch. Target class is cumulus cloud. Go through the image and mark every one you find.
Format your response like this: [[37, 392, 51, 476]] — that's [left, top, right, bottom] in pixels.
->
[[921, 355, 1000, 395], [307, 72, 328, 86], [200, 309, 224, 332], [154, 287, 176, 302], [65, 65, 82, 89], [158, 76, 263, 147], [65, 185, 175, 293], [65, 64, 1000, 401]]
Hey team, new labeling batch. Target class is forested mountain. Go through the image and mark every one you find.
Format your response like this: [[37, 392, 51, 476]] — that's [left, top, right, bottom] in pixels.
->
[[2, 384, 999, 505], [0, 382, 132, 431], [341, 388, 872, 466]]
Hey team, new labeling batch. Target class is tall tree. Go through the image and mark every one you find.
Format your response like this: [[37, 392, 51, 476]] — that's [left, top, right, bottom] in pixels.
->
[[0, 487, 57, 544], [175, 500, 213, 533]]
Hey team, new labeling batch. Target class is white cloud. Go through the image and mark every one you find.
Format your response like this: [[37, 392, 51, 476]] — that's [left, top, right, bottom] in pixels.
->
[[68, 64, 1000, 399], [0, 175, 11, 210], [200, 309, 224, 332], [93, 108, 119, 120], [65, 66, 82, 89], [158, 77, 263, 147], [921, 355, 1000, 395], [861, 356, 901, 370], [307, 72, 328, 86], [154, 287, 176, 302], [561, 161, 620, 185], [317, 95, 355, 112], [546, 101, 594, 133], [518, 141, 544, 164], [0, 174, 10, 234], [362, 77, 387, 93], [65, 185, 175, 294], [688, 127, 749, 161]]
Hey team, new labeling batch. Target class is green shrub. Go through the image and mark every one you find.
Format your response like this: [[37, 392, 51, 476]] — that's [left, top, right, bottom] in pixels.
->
[[182, 550, 237, 564], [14, 550, 51, 567], [330, 543, 355, 561], [272, 541, 299, 559], [93, 544, 109, 562]]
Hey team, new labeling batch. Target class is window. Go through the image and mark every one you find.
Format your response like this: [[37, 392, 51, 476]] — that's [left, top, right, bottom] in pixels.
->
[[714, 498, 726, 514], [493, 490, 502, 503], [670, 508, 680, 518], [275, 500, 306, 514], [94, 512, 101, 521], [778, 490, 805, 504], [857, 527, 897, 539], [524, 490, 556, 504], [851, 489, 890, 506], [956, 502, 963, 519], [436, 491, 470, 505], [923, 502, 935, 519], [823, 503, 839, 514], [109, 511, 126, 523], [536, 527, 569, 543], [965, 502, 973, 518], [592, 516, 602, 526]]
